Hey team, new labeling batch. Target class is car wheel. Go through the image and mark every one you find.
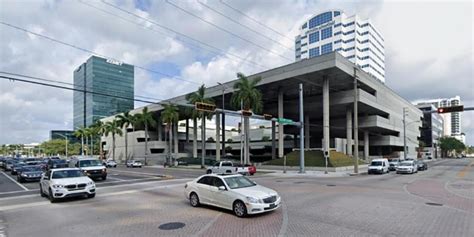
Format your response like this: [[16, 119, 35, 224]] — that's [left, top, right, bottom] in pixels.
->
[[190, 192, 200, 207], [233, 200, 247, 217], [102, 175, 107, 181], [49, 188, 57, 203], [39, 184, 46, 197], [206, 170, 212, 174], [18, 176, 24, 183], [88, 193, 96, 198]]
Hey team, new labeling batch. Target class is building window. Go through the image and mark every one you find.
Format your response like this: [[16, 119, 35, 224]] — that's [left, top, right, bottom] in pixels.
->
[[309, 32, 319, 44], [334, 11, 341, 17], [334, 23, 342, 28], [301, 50, 307, 54], [346, 55, 355, 59], [302, 22, 307, 29], [321, 43, 332, 54], [334, 39, 342, 44], [321, 27, 332, 40], [301, 35, 307, 39], [301, 43, 307, 47], [343, 22, 355, 27], [343, 30, 355, 35], [309, 47, 320, 58], [309, 12, 332, 29], [344, 46, 355, 52], [334, 31, 341, 36]]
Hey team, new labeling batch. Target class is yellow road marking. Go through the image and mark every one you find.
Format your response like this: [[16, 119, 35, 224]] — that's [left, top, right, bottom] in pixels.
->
[[457, 161, 474, 178]]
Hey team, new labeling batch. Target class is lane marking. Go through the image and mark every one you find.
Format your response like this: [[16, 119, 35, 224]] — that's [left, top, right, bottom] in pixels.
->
[[110, 169, 172, 177], [0, 189, 38, 195], [106, 176, 126, 181], [278, 201, 289, 237], [0, 194, 38, 201], [457, 161, 473, 178], [97, 178, 191, 190], [0, 171, 28, 191]]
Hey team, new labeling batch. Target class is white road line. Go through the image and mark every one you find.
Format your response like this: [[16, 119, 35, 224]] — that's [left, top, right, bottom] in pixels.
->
[[0, 189, 38, 195], [98, 177, 157, 184], [0, 194, 38, 201], [106, 176, 126, 181], [97, 178, 191, 190], [110, 169, 169, 176], [195, 213, 222, 237], [0, 171, 28, 191], [277, 201, 288, 237], [0, 201, 49, 211]]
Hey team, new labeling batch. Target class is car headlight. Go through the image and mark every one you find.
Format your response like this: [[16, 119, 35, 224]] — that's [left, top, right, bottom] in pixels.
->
[[52, 184, 64, 188], [246, 196, 262, 204], [21, 173, 27, 177], [87, 181, 94, 185]]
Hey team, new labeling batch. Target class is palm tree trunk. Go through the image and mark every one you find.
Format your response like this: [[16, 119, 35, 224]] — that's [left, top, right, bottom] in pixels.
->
[[169, 124, 173, 164], [90, 136, 93, 157], [81, 135, 84, 157], [244, 116, 250, 164], [144, 123, 148, 165], [193, 117, 197, 158], [112, 134, 116, 161], [174, 122, 178, 155], [201, 118, 206, 168], [85, 136, 89, 156]]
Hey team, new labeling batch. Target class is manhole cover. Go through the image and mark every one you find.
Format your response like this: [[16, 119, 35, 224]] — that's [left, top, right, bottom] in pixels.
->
[[425, 202, 443, 206], [326, 184, 336, 187], [294, 181, 305, 184], [159, 222, 185, 230]]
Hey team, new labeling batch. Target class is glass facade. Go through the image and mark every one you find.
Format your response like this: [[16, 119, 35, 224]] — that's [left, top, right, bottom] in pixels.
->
[[321, 27, 332, 40], [73, 56, 134, 129], [309, 12, 332, 29], [321, 43, 332, 54], [309, 31, 319, 44], [309, 47, 319, 58]]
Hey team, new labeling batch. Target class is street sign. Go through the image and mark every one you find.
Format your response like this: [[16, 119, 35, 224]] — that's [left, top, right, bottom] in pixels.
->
[[277, 118, 294, 124], [437, 105, 464, 113]]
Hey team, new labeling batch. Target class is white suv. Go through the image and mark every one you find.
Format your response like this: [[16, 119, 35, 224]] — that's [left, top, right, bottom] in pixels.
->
[[184, 174, 281, 217], [40, 168, 96, 203]]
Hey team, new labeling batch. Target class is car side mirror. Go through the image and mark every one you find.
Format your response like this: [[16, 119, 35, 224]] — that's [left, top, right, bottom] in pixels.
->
[[218, 186, 226, 191]]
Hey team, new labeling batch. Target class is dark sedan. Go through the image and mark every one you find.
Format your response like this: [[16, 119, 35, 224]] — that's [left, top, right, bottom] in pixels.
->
[[17, 165, 44, 183], [416, 160, 428, 171], [11, 162, 27, 175], [47, 159, 68, 170]]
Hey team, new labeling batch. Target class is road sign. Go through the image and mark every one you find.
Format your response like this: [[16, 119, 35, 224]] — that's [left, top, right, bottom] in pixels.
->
[[195, 102, 216, 112], [277, 118, 294, 124]]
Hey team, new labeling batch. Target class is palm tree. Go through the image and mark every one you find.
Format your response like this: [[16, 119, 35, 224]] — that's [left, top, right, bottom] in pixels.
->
[[104, 119, 123, 161], [135, 107, 156, 165], [92, 120, 105, 159], [230, 72, 263, 164], [186, 85, 214, 168], [73, 127, 87, 157], [161, 103, 179, 165], [116, 111, 135, 163]]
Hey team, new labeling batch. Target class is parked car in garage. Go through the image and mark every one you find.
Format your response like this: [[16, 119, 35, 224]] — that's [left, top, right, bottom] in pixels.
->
[[396, 160, 418, 174], [416, 160, 428, 171], [184, 174, 280, 217], [39, 168, 96, 203], [17, 165, 43, 183]]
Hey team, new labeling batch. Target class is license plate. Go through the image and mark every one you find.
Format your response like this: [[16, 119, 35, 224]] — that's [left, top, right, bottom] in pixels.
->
[[269, 203, 276, 209]]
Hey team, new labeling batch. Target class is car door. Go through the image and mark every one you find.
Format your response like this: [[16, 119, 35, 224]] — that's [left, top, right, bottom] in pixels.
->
[[195, 176, 213, 204], [210, 177, 234, 210], [41, 170, 51, 193]]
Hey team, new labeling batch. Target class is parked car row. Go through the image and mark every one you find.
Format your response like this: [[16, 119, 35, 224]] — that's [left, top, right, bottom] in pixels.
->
[[368, 158, 428, 175]]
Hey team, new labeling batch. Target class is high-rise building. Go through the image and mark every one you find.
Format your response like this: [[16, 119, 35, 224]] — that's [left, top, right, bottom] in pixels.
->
[[295, 10, 385, 82], [415, 96, 463, 142], [50, 130, 80, 144], [73, 56, 134, 129]]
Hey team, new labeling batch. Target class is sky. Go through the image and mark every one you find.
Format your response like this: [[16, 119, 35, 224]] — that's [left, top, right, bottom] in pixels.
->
[[0, 0, 473, 145]]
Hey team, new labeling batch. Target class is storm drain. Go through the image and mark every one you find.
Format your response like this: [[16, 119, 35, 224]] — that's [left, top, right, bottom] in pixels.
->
[[425, 202, 443, 206], [159, 222, 185, 230], [326, 184, 336, 187]]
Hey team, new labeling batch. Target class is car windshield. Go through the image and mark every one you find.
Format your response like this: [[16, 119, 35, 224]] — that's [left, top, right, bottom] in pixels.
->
[[400, 162, 412, 166], [224, 176, 256, 189], [22, 166, 42, 172], [79, 160, 102, 167], [52, 170, 83, 179], [371, 161, 383, 166], [52, 160, 67, 164]]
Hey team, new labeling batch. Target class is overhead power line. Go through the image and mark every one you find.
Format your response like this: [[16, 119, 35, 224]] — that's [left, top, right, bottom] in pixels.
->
[[0, 21, 200, 85], [197, 0, 293, 51], [0, 71, 164, 101], [163, 0, 293, 61], [78, 0, 270, 71], [219, 0, 294, 42]]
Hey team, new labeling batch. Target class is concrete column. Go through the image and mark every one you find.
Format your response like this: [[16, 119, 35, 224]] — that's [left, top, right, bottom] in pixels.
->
[[346, 107, 353, 156], [193, 117, 197, 158], [215, 113, 221, 161], [364, 130, 369, 160], [323, 77, 330, 158], [157, 118, 162, 141], [185, 119, 189, 143], [221, 113, 225, 157], [278, 89, 284, 158], [173, 123, 178, 155], [271, 121, 276, 159], [305, 115, 310, 149]]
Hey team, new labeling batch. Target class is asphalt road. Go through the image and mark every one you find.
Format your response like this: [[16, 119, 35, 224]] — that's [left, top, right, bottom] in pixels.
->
[[0, 158, 472, 237]]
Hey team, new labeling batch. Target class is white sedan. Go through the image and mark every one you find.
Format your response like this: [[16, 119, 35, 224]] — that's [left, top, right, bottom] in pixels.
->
[[184, 174, 281, 217], [126, 160, 143, 168], [39, 168, 96, 203]]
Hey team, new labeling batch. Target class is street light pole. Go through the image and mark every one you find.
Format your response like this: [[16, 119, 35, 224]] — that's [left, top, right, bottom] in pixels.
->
[[217, 82, 228, 158], [299, 83, 305, 173], [56, 134, 68, 158], [403, 107, 408, 160]]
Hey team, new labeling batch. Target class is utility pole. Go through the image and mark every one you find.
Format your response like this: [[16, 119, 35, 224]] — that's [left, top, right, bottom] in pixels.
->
[[403, 107, 408, 160], [353, 68, 359, 174], [217, 82, 227, 157], [299, 83, 305, 173]]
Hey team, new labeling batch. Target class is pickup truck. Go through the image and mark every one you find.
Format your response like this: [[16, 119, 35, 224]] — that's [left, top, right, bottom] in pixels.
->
[[206, 161, 250, 175]]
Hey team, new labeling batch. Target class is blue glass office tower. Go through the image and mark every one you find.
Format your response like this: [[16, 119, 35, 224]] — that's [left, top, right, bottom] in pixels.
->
[[73, 56, 134, 129]]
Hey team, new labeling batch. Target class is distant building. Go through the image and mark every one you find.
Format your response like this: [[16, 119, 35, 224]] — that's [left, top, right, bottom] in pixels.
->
[[416, 96, 463, 143], [73, 56, 134, 129], [50, 130, 79, 144], [295, 10, 385, 82], [416, 104, 444, 158]]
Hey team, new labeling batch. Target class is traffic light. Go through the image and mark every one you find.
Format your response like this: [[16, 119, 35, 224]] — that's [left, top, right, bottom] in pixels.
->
[[437, 105, 464, 113], [195, 102, 216, 112], [241, 110, 253, 117], [263, 114, 273, 120]]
